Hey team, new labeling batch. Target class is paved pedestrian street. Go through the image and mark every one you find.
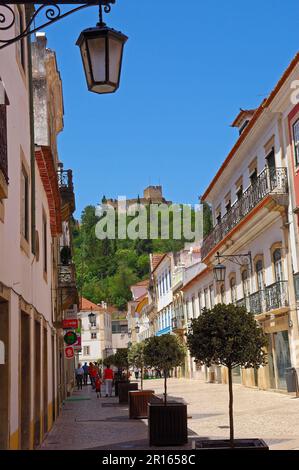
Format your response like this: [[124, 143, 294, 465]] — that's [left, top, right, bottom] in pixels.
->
[[40, 379, 299, 451]]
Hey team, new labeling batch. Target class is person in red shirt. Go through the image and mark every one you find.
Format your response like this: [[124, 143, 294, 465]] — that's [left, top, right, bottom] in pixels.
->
[[95, 375, 102, 398], [103, 365, 114, 397]]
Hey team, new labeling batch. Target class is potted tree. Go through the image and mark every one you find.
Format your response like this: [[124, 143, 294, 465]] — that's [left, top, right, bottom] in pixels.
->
[[187, 304, 269, 450], [113, 348, 138, 403], [144, 335, 187, 446], [128, 342, 154, 419]]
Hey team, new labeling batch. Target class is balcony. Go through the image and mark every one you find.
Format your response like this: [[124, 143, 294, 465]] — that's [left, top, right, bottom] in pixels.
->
[[202, 168, 288, 259], [57, 166, 75, 217], [58, 263, 76, 288], [235, 281, 289, 315]]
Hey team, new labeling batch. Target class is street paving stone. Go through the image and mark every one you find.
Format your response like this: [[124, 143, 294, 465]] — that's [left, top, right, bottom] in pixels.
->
[[40, 379, 299, 450]]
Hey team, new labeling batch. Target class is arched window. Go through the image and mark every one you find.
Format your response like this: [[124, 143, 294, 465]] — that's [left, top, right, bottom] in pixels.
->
[[273, 248, 283, 282], [255, 259, 264, 291], [242, 269, 250, 297], [220, 284, 226, 304], [230, 277, 237, 304]]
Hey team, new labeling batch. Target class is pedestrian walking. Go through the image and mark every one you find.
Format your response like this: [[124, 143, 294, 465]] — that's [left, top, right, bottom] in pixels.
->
[[83, 362, 89, 385], [75, 363, 84, 390], [134, 368, 139, 380], [95, 375, 102, 399], [89, 362, 97, 389], [103, 364, 114, 397]]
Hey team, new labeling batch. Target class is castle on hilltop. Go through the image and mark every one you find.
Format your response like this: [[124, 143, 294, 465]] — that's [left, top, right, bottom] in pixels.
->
[[104, 186, 172, 208]]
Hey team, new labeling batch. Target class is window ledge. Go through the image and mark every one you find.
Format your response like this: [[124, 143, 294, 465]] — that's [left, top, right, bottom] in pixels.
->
[[0, 170, 8, 199], [20, 235, 30, 258]]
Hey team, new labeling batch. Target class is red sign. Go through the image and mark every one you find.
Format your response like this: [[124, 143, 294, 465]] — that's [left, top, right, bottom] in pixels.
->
[[65, 346, 74, 360], [63, 319, 78, 329]]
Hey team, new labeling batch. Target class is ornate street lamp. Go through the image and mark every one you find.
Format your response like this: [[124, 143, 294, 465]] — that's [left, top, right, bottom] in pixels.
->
[[0, 1, 128, 95], [213, 251, 252, 283], [76, 2, 128, 94], [135, 323, 140, 334], [213, 260, 226, 283], [88, 310, 96, 324]]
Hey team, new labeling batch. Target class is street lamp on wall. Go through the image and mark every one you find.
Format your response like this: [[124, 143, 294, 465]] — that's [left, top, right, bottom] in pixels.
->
[[77, 2, 128, 94], [88, 310, 96, 324], [213, 251, 252, 283], [0, 1, 128, 95]]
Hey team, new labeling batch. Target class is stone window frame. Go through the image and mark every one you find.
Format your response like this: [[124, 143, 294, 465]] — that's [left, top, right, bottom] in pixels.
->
[[253, 254, 265, 292]]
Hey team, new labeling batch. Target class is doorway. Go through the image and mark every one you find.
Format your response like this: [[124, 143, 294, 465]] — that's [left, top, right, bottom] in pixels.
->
[[34, 321, 41, 448], [20, 311, 31, 449], [43, 327, 48, 436], [0, 299, 9, 449]]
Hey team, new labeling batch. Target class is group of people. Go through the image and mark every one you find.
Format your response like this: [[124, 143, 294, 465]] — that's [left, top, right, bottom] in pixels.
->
[[75, 362, 115, 398]]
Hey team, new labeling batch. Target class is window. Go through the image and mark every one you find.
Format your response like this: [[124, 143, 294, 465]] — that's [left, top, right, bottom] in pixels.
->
[[255, 260, 264, 291], [250, 168, 258, 185], [293, 120, 299, 167], [230, 277, 237, 304], [91, 333, 97, 339], [191, 297, 196, 318], [241, 270, 250, 297], [204, 288, 209, 309], [16, 6, 26, 71], [198, 292, 202, 314], [209, 285, 215, 308], [0, 100, 8, 189], [43, 213, 47, 274], [236, 185, 243, 201], [266, 148, 276, 172], [225, 200, 231, 213], [21, 165, 29, 241], [273, 248, 283, 282], [83, 346, 90, 356], [220, 284, 226, 304]]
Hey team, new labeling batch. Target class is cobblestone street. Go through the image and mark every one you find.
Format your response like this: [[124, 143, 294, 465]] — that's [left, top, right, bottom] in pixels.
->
[[41, 379, 299, 451]]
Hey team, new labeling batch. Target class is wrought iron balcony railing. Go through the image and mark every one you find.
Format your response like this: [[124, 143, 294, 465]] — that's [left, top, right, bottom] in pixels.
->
[[202, 167, 288, 259], [58, 263, 76, 288], [248, 290, 264, 315], [234, 281, 289, 315], [57, 168, 73, 190], [265, 281, 289, 311]]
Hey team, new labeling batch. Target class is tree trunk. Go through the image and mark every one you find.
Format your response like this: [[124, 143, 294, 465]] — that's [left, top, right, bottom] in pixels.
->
[[228, 366, 234, 448], [164, 369, 167, 405], [141, 365, 143, 391]]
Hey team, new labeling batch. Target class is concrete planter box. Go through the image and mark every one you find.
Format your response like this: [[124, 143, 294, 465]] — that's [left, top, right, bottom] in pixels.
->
[[118, 382, 138, 404], [196, 439, 269, 450], [129, 390, 154, 419], [148, 402, 188, 447]]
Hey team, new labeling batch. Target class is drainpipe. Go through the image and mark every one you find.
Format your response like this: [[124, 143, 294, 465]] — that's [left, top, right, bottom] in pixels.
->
[[278, 113, 299, 369], [25, 4, 36, 256]]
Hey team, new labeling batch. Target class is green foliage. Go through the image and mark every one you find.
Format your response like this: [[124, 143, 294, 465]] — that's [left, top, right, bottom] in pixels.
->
[[103, 355, 115, 367], [144, 335, 186, 372], [113, 348, 129, 369], [187, 304, 268, 369], [128, 342, 146, 369], [144, 335, 186, 404], [202, 201, 213, 237], [73, 203, 195, 309]]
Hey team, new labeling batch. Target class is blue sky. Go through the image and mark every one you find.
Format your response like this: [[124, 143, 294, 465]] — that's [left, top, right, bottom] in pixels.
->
[[44, 0, 299, 218]]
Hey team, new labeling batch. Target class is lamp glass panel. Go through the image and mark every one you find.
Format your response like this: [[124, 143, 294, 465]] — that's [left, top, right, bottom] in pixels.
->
[[108, 37, 123, 84], [87, 37, 106, 82]]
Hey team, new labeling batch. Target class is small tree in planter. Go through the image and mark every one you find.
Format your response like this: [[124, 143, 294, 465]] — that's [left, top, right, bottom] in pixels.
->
[[128, 342, 146, 390], [113, 348, 130, 379], [128, 342, 155, 419], [144, 335, 186, 405], [103, 355, 115, 368], [144, 335, 187, 446], [187, 304, 268, 449], [113, 348, 138, 402]]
